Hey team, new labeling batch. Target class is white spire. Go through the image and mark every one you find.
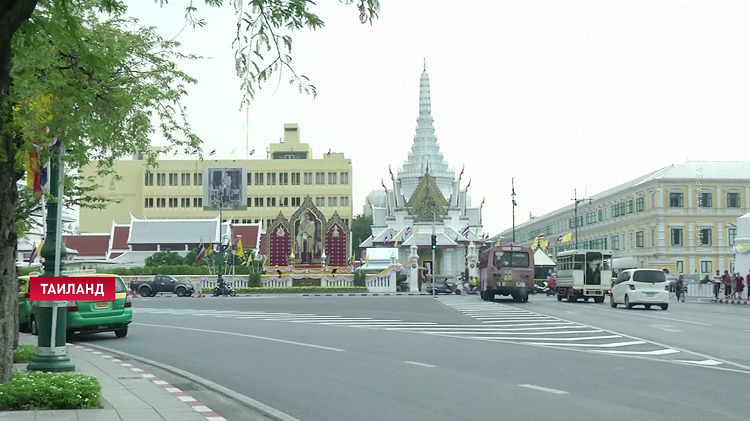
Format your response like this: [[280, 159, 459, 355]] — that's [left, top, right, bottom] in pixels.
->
[[398, 62, 455, 201]]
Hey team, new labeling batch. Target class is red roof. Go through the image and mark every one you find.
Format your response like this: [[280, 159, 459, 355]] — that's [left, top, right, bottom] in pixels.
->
[[62, 234, 109, 258], [231, 224, 260, 249], [112, 226, 130, 250]]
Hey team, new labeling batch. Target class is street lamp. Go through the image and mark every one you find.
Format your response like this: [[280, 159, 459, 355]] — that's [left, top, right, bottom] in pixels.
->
[[571, 188, 592, 249], [215, 178, 230, 287], [27, 142, 74, 373], [511, 178, 517, 244]]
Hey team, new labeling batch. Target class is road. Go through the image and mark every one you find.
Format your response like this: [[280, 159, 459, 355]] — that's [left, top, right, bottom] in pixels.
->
[[73, 294, 750, 421]]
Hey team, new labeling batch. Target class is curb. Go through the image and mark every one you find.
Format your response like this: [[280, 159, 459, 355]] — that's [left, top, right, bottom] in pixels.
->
[[75, 342, 300, 421], [714, 299, 749, 305], [300, 293, 433, 297]]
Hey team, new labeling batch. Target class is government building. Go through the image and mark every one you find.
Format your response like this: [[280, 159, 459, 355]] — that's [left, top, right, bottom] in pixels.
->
[[495, 161, 750, 276], [78, 123, 353, 233]]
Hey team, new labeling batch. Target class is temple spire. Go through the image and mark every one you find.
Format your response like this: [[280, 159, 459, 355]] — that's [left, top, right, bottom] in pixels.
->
[[419, 63, 431, 116]]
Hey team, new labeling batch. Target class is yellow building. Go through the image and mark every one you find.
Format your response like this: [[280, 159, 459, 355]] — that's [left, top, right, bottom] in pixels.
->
[[79, 124, 353, 233], [496, 161, 750, 276]]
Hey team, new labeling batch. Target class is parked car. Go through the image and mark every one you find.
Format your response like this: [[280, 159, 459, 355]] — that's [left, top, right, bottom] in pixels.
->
[[610, 268, 669, 310], [29, 273, 133, 340], [131, 274, 195, 297]]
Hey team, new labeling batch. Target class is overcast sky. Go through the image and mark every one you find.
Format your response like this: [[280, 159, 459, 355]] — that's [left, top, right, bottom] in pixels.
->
[[122, 0, 748, 235]]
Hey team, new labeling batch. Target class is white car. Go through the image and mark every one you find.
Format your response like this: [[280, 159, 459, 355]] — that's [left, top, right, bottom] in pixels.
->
[[610, 268, 669, 310]]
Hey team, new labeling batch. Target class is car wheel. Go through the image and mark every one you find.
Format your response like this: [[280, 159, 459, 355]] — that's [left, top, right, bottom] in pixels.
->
[[30, 316, 38, 336], [625, 295, 633, 309], [610, 294, 617, 308], [115, 326, 128, 338], [660, 304, 668, 311], [175, 287, 186, 297], [139, 287, 151, 298]]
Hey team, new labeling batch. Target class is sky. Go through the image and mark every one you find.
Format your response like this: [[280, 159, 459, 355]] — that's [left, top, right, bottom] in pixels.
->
[[120, 0, 749, 236]]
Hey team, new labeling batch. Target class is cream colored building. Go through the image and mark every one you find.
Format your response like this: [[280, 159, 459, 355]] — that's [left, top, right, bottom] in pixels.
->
[[79, 123, 353, 233], [496, 161, 750, 276]]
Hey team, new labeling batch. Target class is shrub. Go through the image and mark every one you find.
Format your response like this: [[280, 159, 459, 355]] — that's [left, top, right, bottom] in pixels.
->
[[201, 286, 367, 294], [13, 345, 35, 363], [248, 272, 262, 288], [99, 265, 268, 276], [0, 371, 101, 410], [353, 270, 367, 287]]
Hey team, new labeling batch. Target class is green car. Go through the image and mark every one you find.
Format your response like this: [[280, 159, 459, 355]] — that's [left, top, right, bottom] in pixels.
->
[[30, 274, 132, 340], [18, 276, 32, 332]]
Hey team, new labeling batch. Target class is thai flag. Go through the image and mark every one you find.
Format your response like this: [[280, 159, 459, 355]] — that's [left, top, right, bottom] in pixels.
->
[[173, 150, 178, 156], [461, 224, 470, 237], [556, 234, 562, 244], [327, 148, 331, 157], [249, 149, 255, 156], [383, 235, 389, 245], [191, 149, 198, 155], [404, 227, 412, 238], [196, 242, 206, 261], [28, 243, 38, 266]]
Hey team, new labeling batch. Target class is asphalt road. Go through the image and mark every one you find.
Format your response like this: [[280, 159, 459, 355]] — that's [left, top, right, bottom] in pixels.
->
[[72, 294, 750, 421]]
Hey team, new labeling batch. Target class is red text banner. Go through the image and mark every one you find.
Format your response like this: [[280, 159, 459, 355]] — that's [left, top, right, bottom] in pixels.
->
[[29, 277, 116, 301]]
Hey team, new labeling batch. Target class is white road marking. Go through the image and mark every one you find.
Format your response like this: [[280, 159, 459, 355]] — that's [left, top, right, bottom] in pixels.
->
[[565, 311, 577, 314], [521, 340, 645, 348], [391, 329, 602, 335], [673, 359, 723, 366], [579, 305, 711, 326], [651, 325, 682, 333], [132, 323, 346, 352], [596, 349, 680, 355], [518, 384, 568, 395], [404, 361, 436, 368], [483, 335, 621, 342]]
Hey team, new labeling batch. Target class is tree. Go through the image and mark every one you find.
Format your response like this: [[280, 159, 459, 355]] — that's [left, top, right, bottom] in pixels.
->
[[144, 250, 186, 267], [0, 0, 379, 385], [351, 214, 372, 259]]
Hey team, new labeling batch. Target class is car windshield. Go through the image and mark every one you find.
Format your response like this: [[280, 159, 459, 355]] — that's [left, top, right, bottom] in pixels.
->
[[114, 277, 127, 293], [632, 270, 667, 283], [494, 251, 529, 268]]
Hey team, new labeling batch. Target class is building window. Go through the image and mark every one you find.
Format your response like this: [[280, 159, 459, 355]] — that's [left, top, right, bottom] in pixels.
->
[[626, 200, 633, 214], [636, 231, 644, 248], [255, 197, 264, 207], [303, 172, 313, 185], [611, 236, 619, 250], [168, 198, 178, 207], [586, 212, 596, 224], [651, 229, 655, 247], [291, 173, 300, 185], [267, 173, 276, 186], [670, 228, 683, 246], [340, 197, 349, 207], [181, 198, 190, 207], [676, 261, 684, 274], [315, 172, 325, 185], [728, 227, 736, 246], [328, 197, 338, 207], [267, 197, 276, 207], [157, 173, 166, 186], [315, 197, 325, 207], [291, 197, 301, 207], [699, 228, 712, 246], [700, 261, 712, 274], [598, 209, 602, 221], [156, 198, 166, 208], [193, 197, 203, 207], [568, 216, 583, 229], [280, 197, 288, 207], [279, 172, 289, 186], [340, 172, 349, 185], [246, 198, 252, 207], [144, 198, 154, 208], [636, 197, 644, 212], [247, 175, 252, 186], [168, 173, 178, 186], [193, 172, 203, 186], [669, 192, 683, 208], [144, 172, 154, 186], [255, 173, 264, 186], [698, 192, 712, 208], [327, 172, 337, 185], [181, 173, 191, 186], [727, 192, 741, 208]]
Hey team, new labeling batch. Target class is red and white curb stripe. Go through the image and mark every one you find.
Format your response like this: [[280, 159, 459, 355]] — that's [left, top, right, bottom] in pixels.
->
[[715, 299, 749, 305], [301, 293, 432, 297], [69, 344, 226, 421]]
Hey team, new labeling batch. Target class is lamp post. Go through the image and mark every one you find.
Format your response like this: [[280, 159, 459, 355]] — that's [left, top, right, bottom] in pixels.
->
[[27, 142, 74, 372], [511, 178, 517, 244], [215, 179, 228, 287], [571, 188, 592, 249]]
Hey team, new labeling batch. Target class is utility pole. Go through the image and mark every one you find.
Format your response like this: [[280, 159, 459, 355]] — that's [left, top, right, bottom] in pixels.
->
[[511, 178, 517, 244], [216, 177, 228, 290], [571, 188, 592, 249], [431, 211, 436, 297]]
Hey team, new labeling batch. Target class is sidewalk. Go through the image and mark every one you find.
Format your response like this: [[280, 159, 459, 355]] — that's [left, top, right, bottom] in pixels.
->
[[1, 334, 225, 421]]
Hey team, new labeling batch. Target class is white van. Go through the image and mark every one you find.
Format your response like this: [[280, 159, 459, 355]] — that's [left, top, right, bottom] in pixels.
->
[[610, 268, 669, 310]]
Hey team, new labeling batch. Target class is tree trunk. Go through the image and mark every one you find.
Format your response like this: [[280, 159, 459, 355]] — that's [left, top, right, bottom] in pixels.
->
[[0, 0, 40, 385], [13, 252, 19, 350]]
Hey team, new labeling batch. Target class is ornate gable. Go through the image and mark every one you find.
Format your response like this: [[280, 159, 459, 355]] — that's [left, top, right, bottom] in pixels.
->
[[406, 173, 449, 223], [289, 196, 326, 226]]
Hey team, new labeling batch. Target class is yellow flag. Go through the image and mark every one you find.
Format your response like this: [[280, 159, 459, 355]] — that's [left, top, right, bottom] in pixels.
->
[[37, 241, 43, 256], [206, 242, 213, 257], [561, 232, 573, 243], [365, 255, 369, 267], [414, 226, 420, 235], [393, 235, 400, 247], [236, 239, 244, 258], [530, 237, 539, 250]]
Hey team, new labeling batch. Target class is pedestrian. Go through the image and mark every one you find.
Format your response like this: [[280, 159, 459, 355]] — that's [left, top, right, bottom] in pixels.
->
[[723, 270, 732, 299], [734, 273, 745, 300], [712, 270, 722, 299], [129, 279, 137, 297]]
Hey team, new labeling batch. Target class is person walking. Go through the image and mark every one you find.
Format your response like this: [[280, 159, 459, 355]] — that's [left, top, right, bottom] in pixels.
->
[[723, 270, 732, 299], [712, 270, 722, 299], [734, 273, 745, 300]]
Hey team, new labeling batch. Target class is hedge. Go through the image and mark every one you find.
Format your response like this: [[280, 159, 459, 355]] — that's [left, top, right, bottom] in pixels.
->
[[13, 345, 35, 363], [0, 371, 101, 410], [200, 286, 368, 294]]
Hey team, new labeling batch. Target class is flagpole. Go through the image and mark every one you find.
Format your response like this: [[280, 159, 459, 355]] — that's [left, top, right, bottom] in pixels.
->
[[54, 143, 65, 277]]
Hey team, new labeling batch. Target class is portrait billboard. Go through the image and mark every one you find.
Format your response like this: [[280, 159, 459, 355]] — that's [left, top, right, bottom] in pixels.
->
[[203, 167, 247, 211], [293, 210, 322, 264]]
